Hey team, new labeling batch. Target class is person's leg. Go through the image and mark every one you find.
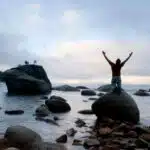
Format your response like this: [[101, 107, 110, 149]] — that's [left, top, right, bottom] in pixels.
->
[[116, 77, 121, 93], [111, 77, 117, 92]]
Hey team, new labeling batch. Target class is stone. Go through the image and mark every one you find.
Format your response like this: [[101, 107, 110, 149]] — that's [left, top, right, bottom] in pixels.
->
[[5, 110, 24, 115], [35, 104, 50, 117], [134, 90, 150, 96], [72, 139, 83, 145], [125, 131, 138, 138], [78, 109, 94, 115], [84, 139, 100, 148], [75, 119, 86, 128], [3, 64, 52, 95], [102, 144, 120, 150], [45, 99, 71, 113], [56, 134, 67, 143], [4, 148, 20, 150], [76, 86, 89, 90], [92, 90, 140, 124], [140, 134, 150, 142], [4, 125, 42, 148], [97, 93, 105, 97], [97, 84, 114, 92], [81, 90, 96, 96], [66, 128, 77, 137], [89, 98, 98, 101], [50, 95, 67, 102], [40, 96, 48, 100], [99, 127, 112, 136]]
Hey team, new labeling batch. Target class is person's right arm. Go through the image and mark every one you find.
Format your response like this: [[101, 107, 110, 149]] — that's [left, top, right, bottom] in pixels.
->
[[102, 51, 114, 65], [121, 52, 133, 66]]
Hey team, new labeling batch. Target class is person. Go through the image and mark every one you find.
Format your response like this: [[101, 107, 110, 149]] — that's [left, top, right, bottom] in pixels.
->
[[102, 51, 133, 93]]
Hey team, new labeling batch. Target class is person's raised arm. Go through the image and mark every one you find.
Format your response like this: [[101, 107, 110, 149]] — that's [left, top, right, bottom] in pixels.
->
[[121, 52, 133, 66], [102, 51, 114, 65]]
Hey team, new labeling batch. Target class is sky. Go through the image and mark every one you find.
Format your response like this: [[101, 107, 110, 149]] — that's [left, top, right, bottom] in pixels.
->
[[0, 0, 150, 86]]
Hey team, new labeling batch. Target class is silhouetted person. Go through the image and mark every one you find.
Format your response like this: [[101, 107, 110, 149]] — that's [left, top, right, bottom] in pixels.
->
[[102, 51, 133, 93]]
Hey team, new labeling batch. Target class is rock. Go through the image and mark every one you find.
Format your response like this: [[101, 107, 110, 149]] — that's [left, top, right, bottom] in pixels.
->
[[72, 139, 83, 146], [31, 142, 67, 150], [135, 138, 149, 148], [125, 131, 138, 138], [45, 99, 71, 113], [52, 85, 79, 91], [35, 117, 59, 126], [97, 93, 105, 97], [92, 90, 140, 124], [4, 148, 20, 150], [3, 65, 52, 95], [53, 116, 59, 121], [50, 95, 67, 102], [89, 98, 98, 100], [134, 90, 150, 96], [35, 104, 50, 117], [99, 127, 112, 136], [76, 86, 89, 90], [66, 128, 77, 137], [84, 139, 100, 149], [83, 100, 88, 102], [78, 109, 94, 115], [0, 138, 10, 150], [4, 125, 42, 148], [5, 110, 24, 115], [56, 134, 67, 143], [140, 133, 150, 142], [102, 144, 120, 150], [97, 84, 114, 92], [75, 119, 86, 128], [81, 90, 96, 96]]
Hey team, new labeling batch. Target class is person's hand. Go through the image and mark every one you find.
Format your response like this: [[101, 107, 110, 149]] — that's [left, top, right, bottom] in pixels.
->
[[129, 52, 133, 56], [102, 51, 106, 55]]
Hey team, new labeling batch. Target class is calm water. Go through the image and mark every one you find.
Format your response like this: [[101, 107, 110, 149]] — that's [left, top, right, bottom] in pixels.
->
[[0, 82, 150, 149]]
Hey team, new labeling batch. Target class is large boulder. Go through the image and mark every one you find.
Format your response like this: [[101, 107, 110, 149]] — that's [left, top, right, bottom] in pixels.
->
[[92, 91, 140, 124], [45, 99, 71, 113], [4, 125, 42, 148], [3, 65, 52, 95], [81, 90, 96, 96], [35, 104, 50, 117], [52, 85, 79, 91]]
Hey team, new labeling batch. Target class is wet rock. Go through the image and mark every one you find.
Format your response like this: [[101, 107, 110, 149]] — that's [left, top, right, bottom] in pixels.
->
[[5, 110, 24, 115], [31, 142, 67, 150], [0, 138, 10, 150], [83, 139, 100, 149], [83, 100, 88, 102], [111, 132, 124, 137], [50, 95, 67, 102], [66, 128, 77, 137], [81, 90, 96, 96], [89, 97, 98, 101], [99, 127, 112, 136], [53, 85, 79, 91], [125, 131, 138, 138], [4, 125, 42, 148], [102, 144, 120, 150], [134, 90, 150, 96], [140, 133, 150, 142], [45, 99, 71, 113], [78, 109, 94, 115], [97, 84, 114, 92], [56, 134, 67, 143], [35, 104, 50, 117], [35, 117, 59, 126], [92, 90, 140, 124], [53, 116, 59, 121], [135, 138, 149, 148], [75, 119, 86, 128], [72, 139, 83, 146]]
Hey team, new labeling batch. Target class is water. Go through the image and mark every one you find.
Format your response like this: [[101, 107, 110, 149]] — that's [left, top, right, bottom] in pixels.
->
[[0, 82, 150, 149]]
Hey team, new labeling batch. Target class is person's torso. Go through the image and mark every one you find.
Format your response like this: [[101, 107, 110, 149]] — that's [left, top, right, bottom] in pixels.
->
[[111, 64, 122, 76]]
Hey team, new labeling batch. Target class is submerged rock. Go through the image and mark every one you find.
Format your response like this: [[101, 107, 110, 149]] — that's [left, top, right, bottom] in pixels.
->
[[3, 65, 52, 95], [52, 85, 79, 91], [81, 90, 96, 96], [92, 90, 140, 124], [45, 99, 71, 113]]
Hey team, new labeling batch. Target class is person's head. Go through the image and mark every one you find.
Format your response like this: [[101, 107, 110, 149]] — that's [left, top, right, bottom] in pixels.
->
[[116, 58, 121, 65]]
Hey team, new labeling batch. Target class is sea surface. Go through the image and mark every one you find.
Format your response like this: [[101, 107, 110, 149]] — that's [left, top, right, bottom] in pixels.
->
[[0, 82, 150, 150]]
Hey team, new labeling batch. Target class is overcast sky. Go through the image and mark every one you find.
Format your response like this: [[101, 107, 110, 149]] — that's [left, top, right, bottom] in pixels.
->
[[0, 0, 150, 85]]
